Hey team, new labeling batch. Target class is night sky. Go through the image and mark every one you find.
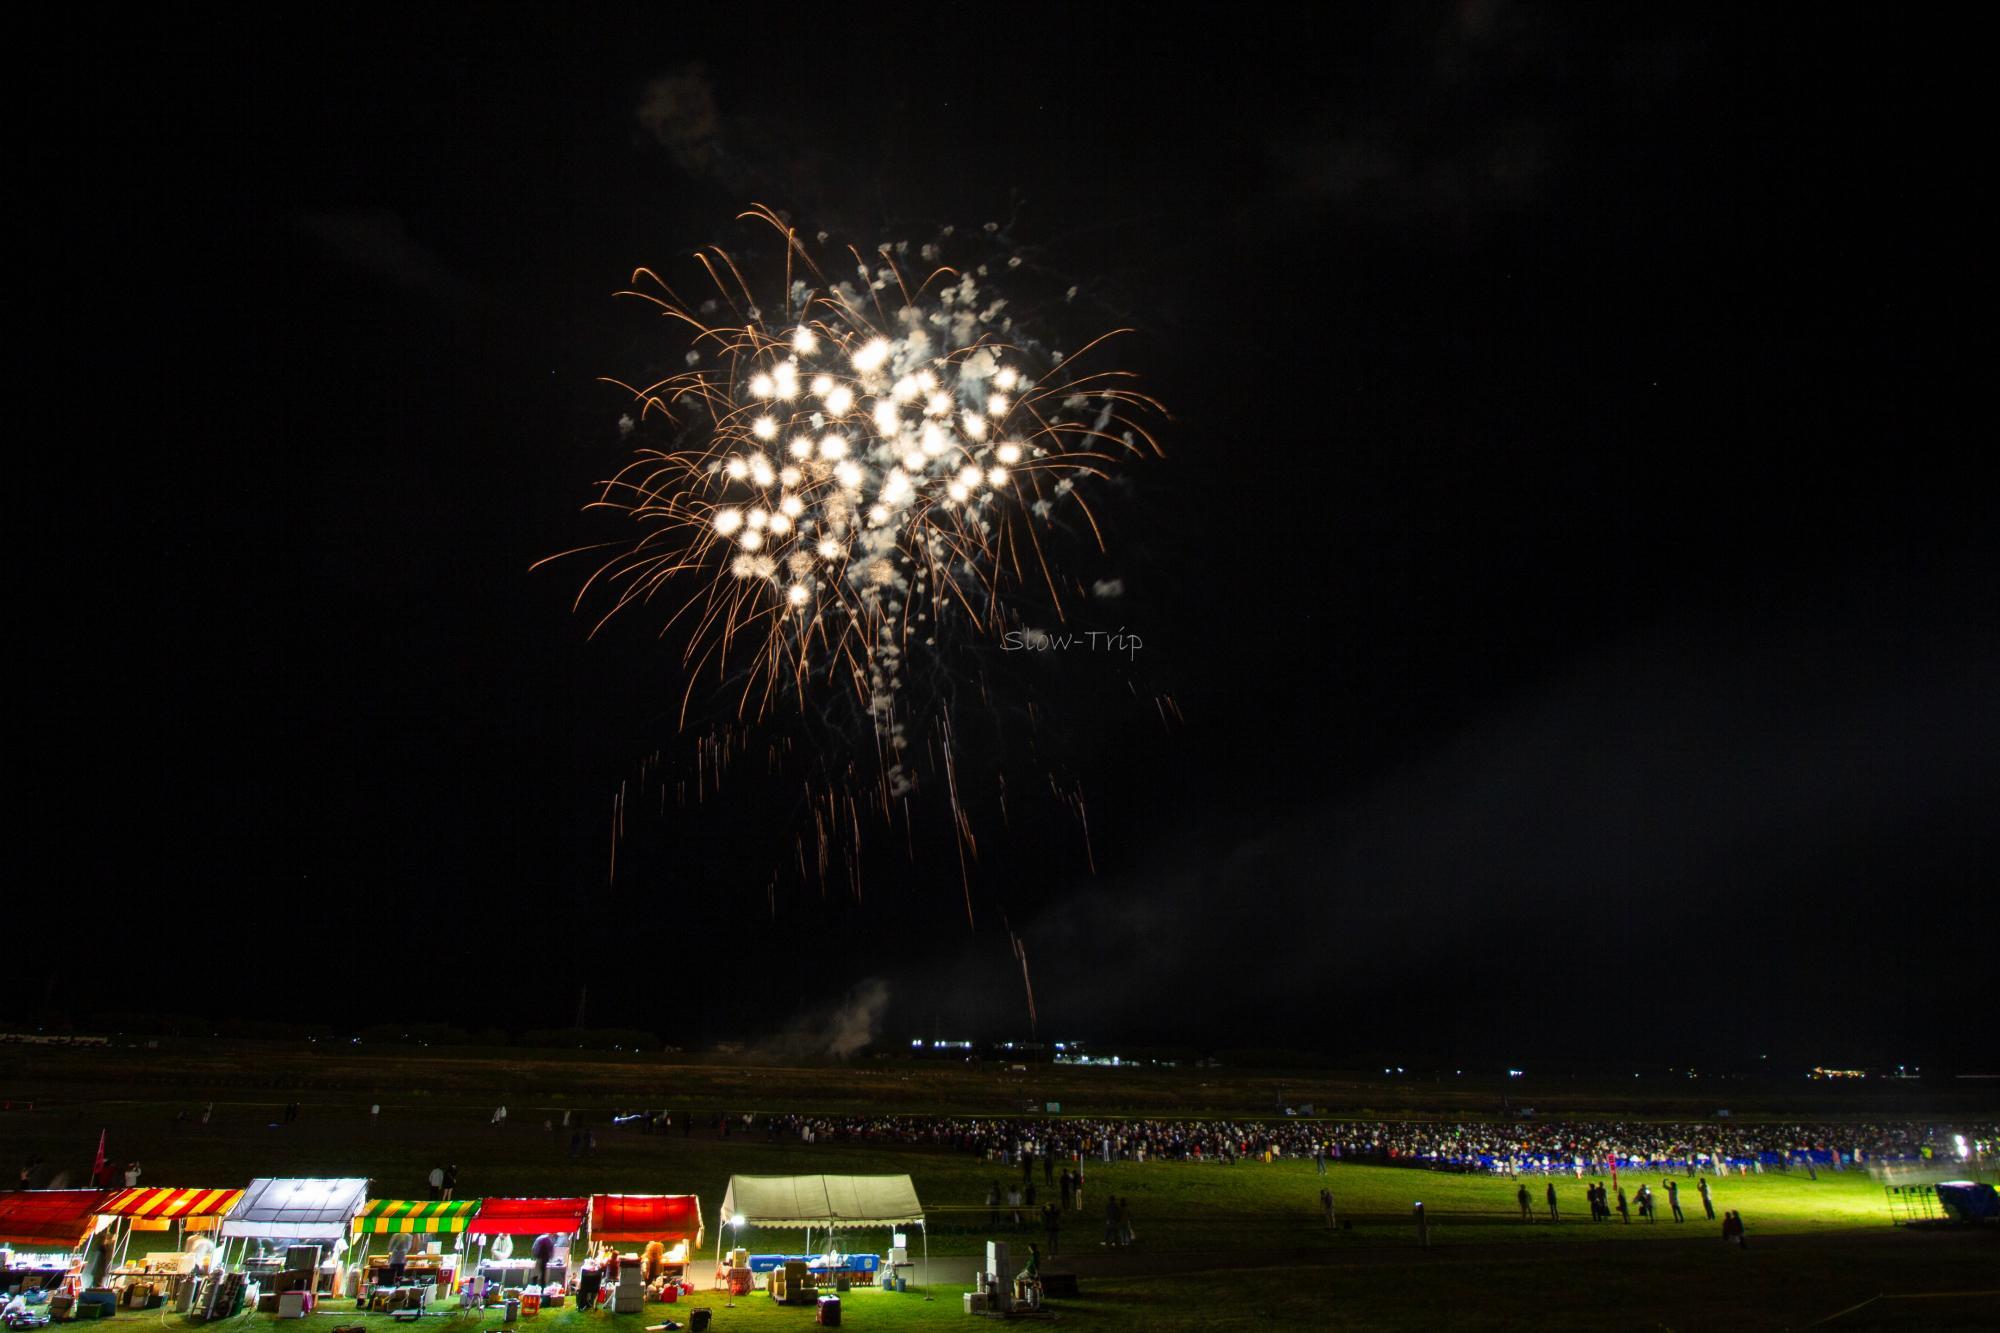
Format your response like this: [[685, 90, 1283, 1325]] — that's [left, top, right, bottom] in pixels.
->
[[21, 5, 1994, 1067]]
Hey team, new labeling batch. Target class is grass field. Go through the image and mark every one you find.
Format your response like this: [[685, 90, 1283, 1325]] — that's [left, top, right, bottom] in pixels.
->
[[5, 1094, 1968, 1255], [32, 1234, 2000, 1332], [4, 1045, 1996, 1328]]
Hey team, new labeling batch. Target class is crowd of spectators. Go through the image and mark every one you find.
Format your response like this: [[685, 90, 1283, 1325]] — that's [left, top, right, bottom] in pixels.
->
[[716, 1112, 1998, 1175]]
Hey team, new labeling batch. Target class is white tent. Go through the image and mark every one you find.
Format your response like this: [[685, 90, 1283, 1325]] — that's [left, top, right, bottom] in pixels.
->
[[715, 1175, 925, 1285], [219, 1178, 368, 1241], [719, 1176, 923, 1229]]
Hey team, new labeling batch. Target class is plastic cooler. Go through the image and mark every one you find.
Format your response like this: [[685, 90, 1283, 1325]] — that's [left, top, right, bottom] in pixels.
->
[[815, 1295, 841, 1326]]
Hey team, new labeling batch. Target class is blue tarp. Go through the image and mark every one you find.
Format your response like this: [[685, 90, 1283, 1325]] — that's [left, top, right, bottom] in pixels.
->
[[744, 1253, 880, 1274]]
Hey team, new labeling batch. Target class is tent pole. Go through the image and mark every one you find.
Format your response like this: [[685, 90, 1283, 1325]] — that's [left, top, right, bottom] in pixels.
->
[[921, 1221, 929, 1297]]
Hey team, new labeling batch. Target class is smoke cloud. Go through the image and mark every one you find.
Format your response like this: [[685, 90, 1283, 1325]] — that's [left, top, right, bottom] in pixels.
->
[[757, 978, 892, 1061]]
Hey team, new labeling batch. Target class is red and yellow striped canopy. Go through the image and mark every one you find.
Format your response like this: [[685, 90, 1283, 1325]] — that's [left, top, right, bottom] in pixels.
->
[[96, 1187, 244, 1223]]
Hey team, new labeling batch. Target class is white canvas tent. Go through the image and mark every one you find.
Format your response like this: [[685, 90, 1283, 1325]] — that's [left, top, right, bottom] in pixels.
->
[[219, 1179, 368, 1242], [714, 1175, 925, 1283], [217, 1177, 368, 1277]]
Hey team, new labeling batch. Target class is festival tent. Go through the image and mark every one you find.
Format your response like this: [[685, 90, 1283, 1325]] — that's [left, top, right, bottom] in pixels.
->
[[465, 1200, 588, 1239], [94, 1186, 245, 1269], [219, 1179, 368, 1242], [718, 1176, 922, 1229], [589, 1195, 703, 1246], [713, 1176, 925, 1280], [462, 1199, 589, 1293], [97, 1188, 245, 1232], [350, 1200, 482, 1294], [589, 1194, 702, 1277], [0, 1190, 112, 1250], [352, 1200, 482, 1235]]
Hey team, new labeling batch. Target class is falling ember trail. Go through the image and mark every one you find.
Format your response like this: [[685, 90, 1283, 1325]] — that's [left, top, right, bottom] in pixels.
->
[[1007, 918, 1039, 1042]]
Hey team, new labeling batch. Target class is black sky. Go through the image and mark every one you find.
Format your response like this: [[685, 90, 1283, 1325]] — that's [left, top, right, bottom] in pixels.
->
[[19, 4, 1994, 1065]]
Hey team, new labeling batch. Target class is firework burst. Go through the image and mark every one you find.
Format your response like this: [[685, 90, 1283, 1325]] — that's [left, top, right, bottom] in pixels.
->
[[544, 207, 1160, 792], [542, 208, 1163, 929]]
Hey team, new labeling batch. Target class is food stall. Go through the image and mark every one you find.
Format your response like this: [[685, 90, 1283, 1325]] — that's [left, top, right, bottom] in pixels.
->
[[350, 1200, 480, 1303], [712, 1176, 924, 1293], [462, 1198, 587, 1298], [0, 1191, 110, 1300], [95, 1186, 244, 1308], [588, 1195, 702, 1302], [216, 1178, 367, 1297]]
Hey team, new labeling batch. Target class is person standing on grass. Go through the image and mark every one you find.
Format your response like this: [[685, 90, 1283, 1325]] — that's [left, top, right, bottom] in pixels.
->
[[987, 1182, 1000, 1226], [1044, 1153, 1055, 1187], [1102, 1197, 1118, 1247], [1320, 1188, 1335, 1228], [1666, 1178, 1683, 1222], [1042, 1203, 1060, 1258], [1546, 1182, 1559, 1222], [1517, 1184, 1532, 1220], [427, 1166, 444, 1201], [1699, 1177, 1715, 1220], [1616, 1186, 1630, 1223], [443, 1165, 457, 1201], [1116, 1197, 1135, 1247]]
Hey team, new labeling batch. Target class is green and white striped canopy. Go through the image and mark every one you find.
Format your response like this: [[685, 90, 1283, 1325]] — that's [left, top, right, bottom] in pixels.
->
[[353, 1200, 482, 1234]]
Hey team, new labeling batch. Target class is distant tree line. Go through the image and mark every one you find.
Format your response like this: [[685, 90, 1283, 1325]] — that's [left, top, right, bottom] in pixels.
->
[[43, 1012, 667, 1053]]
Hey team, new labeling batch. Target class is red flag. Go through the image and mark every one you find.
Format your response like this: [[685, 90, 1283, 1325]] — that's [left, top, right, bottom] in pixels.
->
[[91, 1129, 107, 1186]]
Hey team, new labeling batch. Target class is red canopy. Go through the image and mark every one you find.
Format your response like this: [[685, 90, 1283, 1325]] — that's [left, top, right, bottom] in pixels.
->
[[464, 1198, 587, 1237], [589, 1194, 702, 1245], [0, 1190, 111, 1248]]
